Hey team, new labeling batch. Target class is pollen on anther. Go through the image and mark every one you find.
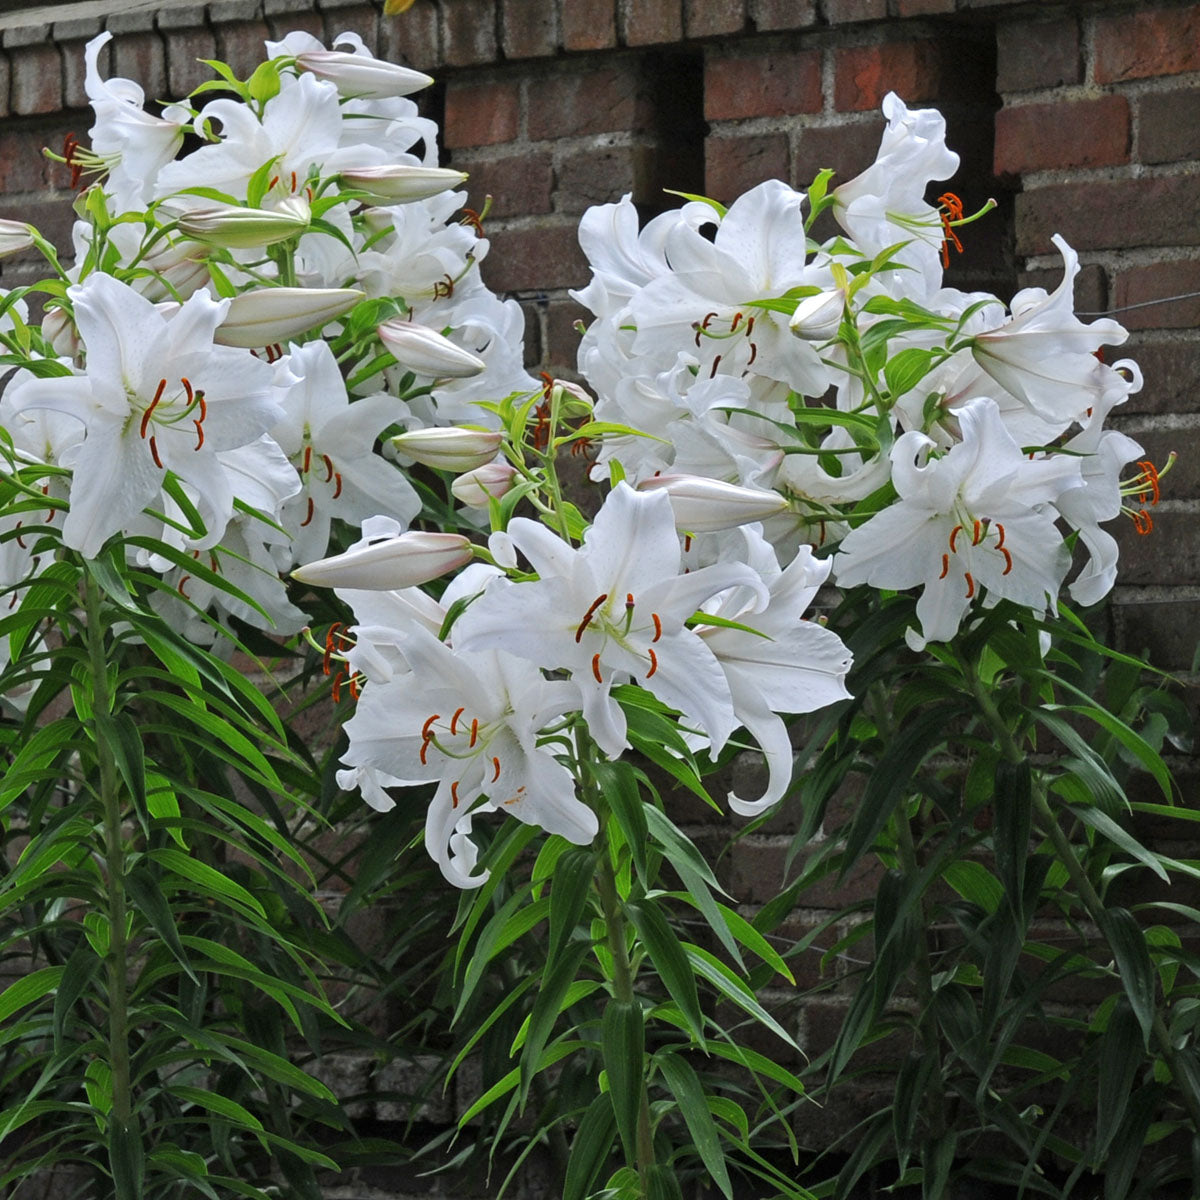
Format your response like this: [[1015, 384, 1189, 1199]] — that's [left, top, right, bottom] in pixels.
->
[[194, 420, 205, 450], [949, 524, 963, 552], [302, 446, 312, 473], [178, 574, 191, 599], [971, 519, 982, 546], [421, 713, 441, 739], [491, 756, 501, 783], [149, 436, 164, 469], [140, 379, 168, 439], [999, 547, 1013, 575], [451, 780, 461, 808], [592, 653, 603, 684], [575, 593, 608, 642], [469, 718, 479, 747], [450, 706, 465, 735], [651, 612, 662, 642], [322, 454, 335, 483], [994, 522, 1007, 549], [333, 473, 343, 499], [300, 497, 315, 527], [646, 647, 658, 679], [939, 554, 949, 580], [964, 571, 976, 599]]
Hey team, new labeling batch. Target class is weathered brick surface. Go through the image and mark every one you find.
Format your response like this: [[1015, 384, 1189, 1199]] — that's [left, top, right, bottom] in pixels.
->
[[500, 0, 557, 59], [705, 46, 822, 120], [995, 95, 1129, 176], [1139, 88, 1200, 165], [527, 62, 654, 140], [481, 222, 589, 292], [459, 150, 554, 217], [1114, 512, 1200, 585], [557, 139, 659, 210], [1121, 338, 1200, 416], [1017, 262, 1107, 319], [1113, 259, 1200, 332], [443, 0, 497, 66], [833, 38, 954, 112], [705, 131, 789, 204], [11, 45, 62, 116], [823, 0, 888, 22], [545, 296, 590, 372], [684, 0, 745, 37], [445, 78, 520, 147], [161, 24, 219, 97], [1016, 176, 1200, 256], [1094, 4, 1200, 84], [561, 0, 618, 50], [377, 0, 439, 67], [996, 15, 1080, 91], [621, 0, 683, 46], [894, 0, 955, 14], [793, 121, 883, 186]]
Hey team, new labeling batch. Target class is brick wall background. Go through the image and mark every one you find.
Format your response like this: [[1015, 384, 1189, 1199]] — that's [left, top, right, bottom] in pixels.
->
[[1, 0, 1199, 1195]]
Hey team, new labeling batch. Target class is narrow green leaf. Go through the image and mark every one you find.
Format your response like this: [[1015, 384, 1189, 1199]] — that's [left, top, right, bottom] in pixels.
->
[[683, 943, 797, 1050], [1069, 805, 1170, 883], [562, 1093, 618, 1200], [170, 1085, 264, 1132], [993, 759, 1032, 924], [1099, 907, 1156, 1047], [549, 847, 596, 969], [627, 900, 705, 1045], [53, 943, 100, 1055], [602, 1000, 644, 1165], [519, 940, 591, 1105], [109, 1116, 145, 1200], [1096, 998, 1141, 1161], [596, 761, 648, 884], [658, 1051, 733, 1199], [150, 848, 266, 918], [0, 967, 63, 1024]]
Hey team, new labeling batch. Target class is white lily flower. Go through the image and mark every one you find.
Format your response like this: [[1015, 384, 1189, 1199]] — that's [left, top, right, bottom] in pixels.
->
[[292, 530, 472, 590], [214, 287, 363, 349], [789, 289, 844, 341], [454, 482, 768, 758], [637, 475, 790, 533], [341, 627, 594, 887], [833, 396, 1083, 649]]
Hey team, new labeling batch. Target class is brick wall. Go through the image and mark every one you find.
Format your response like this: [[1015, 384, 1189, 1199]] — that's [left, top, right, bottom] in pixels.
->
[[2, 0, 1199, 1193]]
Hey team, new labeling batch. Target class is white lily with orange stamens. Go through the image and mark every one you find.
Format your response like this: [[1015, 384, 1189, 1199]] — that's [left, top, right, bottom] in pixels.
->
[[832, 396, 1082, 650], [340, 626, 593, 887], [270, 341, 421, 566], [6, 273, 284, 558], [454, 482, 767, 758]]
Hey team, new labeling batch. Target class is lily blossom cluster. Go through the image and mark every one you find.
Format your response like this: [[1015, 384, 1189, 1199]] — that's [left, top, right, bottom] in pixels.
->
[[571, 92, 1160, 649], [0, 29, 535, 641]]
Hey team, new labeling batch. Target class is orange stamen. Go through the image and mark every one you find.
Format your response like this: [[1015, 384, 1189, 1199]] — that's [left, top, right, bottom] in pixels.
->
[[964, 571, 976, 599], [972, 519, 982, 545], [140, 378, 167, 439], [1000, 547, 1013, 576], [349, 673, 360, 700], [939, 553, 949, 580], [575, 593, 608, 642], [13, 524, 25, 550], [178, 574, 190, 598], [149, 436, 163, 469], [709, 354, 722, 378], [323, 623, 342, 675], [322, 454, 334, 483], [651, 612, 662, 643], [300, 497, 315, 527], [684, 535, 692, 552], [592, 653, 603, 684], [491, 756, 501, 782], [646, 648, 658, 678], [302, 445, 312, 473], [1134, 509, 1154, 535], [194, 420, 204, 450], [181, 377, 193, 405], [419, 738, 430, 764], [451, 780, 460, 808], [1137, 460, 1161, 506], [469, 718, 479, 747], [450, 706, 464, 735], [949, 524, 963, 553], [331, 670, 344, 702], [994, 522, 1006, 549], [746, 341, 758, 366], [421, 714, 441, 739], [333, 473, 343, 499]]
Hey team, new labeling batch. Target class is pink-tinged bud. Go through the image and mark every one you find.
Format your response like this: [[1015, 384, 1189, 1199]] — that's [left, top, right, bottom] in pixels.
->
[[637, 475, 789, 533], [215, 287, 363, 348], [377, 319, 486, 378], [174, 203, 309, 248], [295, 50, 433, 98], [390, 427, 503, 473], [788, 290, 844, 341], [42, 307, 79, 358], [0, 219, 34, 259], [452, 461, 517, 508], [292, 531, 473, 590], [339, 164, 468, 204]]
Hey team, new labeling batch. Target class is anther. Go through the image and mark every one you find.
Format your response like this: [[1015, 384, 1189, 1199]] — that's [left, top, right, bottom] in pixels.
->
[[300, 497, 315, 527], [592, 653, 603, 684], [469, 719, 479, 747], [194, 419, 205, 450], [322, 454, 334, 483], [421, 714, 441, 740], [746, 342, 758, 366], [964, 571, 976, 599], [730, 311, 743, 332], [999, 547, 1013, 575], [646, 648, 658, 678], [331, 670, 344, 703], [994, 522, 1006, 549], [178, 574, 190, 599], [709, 355, 722, 378], [684, 535, 692, 553], [333, 473, 343, 499], [491, 757, 501, 783], [575, 593, 608, 642], [651, 613, 662, 643], [972, 519, 982, 545], [349, 674, 361, 700], [141, 378, 168, 438], [149, 436, 164, 469], [419, 739, 430, 765], [302, 446, 312, 473], [14, 524, 25, 550], [949, 524, 963, 553], [939, 554, 949, 580], [451, 780, 461, 808], [450, 707, 465, 735], [1137, 460, 1161, 506], [323, 622, 342, 675], [181, 378, 194, 405]]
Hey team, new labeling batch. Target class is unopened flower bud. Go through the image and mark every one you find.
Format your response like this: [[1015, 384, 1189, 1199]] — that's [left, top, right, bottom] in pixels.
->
[[42, 306, 79, 358], [292, 531, 473, 590], [548, 379, 593, 418], [215, 287, 363, 348], [452, 461, 517, 508], [295, 50, 433, 99], [0, 219, 34, 259], [789, 290, 844, 341], [390, 426, 503, 473], [378, 319, 486, 378], [339, 164, 468, 204], [175, 203, 309, 248], [637, 475, 790, 533]]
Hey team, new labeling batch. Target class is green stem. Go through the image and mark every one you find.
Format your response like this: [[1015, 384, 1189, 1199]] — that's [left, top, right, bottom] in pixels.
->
[[82, 572, 134, 1141]]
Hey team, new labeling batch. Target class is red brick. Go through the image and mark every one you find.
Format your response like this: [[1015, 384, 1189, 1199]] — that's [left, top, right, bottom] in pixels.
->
[[1133, 428, 1200, 502], [557, 140, 669, 212], [894, 0, 955, 14], [562, 0, 618, 50], [1115, 512, 1200, 585], [0, 130, 53, 194], [621, 0, 683, 46], [1139, 88, 1200, 165], [0, 52, 10, 120], [1120, 337, 1200, 416], [322, 4, 382, 48], [1016, 176, 1200, 256], [517, 298, 544, 367], [823, 0, 887, 23], [1112, 259, 1200, 333], [527, 64, 653, 140], [443, 0, 498, 66], [216, 19, 272, 77], [1095, 6, 1200, 85], [266, 6, 325, 45], [60, 37, 95, 111], [109, 32, 167, 111], [705, 47, 821, 121], [748, 0, 819, 28], [458, 150, 553, 218], [501, 0, 557, 58], [996, 17, 1080, 92], [705, 132, 789, 205], [11, 46, 61, 116], [377, 0, 439, 70], [793, 120, 885, 189], [994, 95, 1129, 177], [444, 79, 520, 148], [833, 39, 950, 112], [480, 222, 588, 292], [163, 26, 219, 97], [685, 0, 745, 37]]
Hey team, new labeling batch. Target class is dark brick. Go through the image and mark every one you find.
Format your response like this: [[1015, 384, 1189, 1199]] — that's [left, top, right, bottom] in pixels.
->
[[501, 0, 557, 58], [996, 16, 1080, 92], [60, 37, 95, 112], [705, 46, 821, 121], [445, 79, 520, 148], [894, 0, 955, 14], [833, 38, 952, 113], [823, 0, 887, 23], [726, 836, 885, 907], [994, 95, 1129, 176], [557, 139, 662, 211], [11, 45, 61, 116], [684, 0, 745, 37], [215, 19, 272, 78], [561, 0, 618, 50], [443, 0, 497, 66], [1016, 262, 1107, 320], [161, 25, 219, 97], [1121, 337, 1200, 416], [0, 52, 10, 120], [748, 0, 820, 28], [1113, 260, 1200, 332], [458, 150, 553, 217], [518, 298, 544, 366], [793, 120, 888, 187], [111, 31, 168, 107], [0, 129, 53, 194], [1114, 598, 1200, 673], [1132, 427, 1200, 501], [527, 63, 653, 140], [705, 131, 789, 205], [1114, 512, 1200, 585], [377, 0, 438, 68], [266, 6, 326, 45], [1140, 88, 1200, 166], [320, 3, 381, 49], [545, 296, 590, 373], [1015, 176, 1200, 256], [1095, 6, 1200, 85], [480, 222, 588, 292], [621, 0, 683, 46]]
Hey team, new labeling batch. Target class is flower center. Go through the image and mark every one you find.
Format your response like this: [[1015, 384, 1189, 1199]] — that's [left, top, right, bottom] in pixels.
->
[[138, 376, 208, 468], [939, 514, 1012, 597], [574, 591, 663, 682]]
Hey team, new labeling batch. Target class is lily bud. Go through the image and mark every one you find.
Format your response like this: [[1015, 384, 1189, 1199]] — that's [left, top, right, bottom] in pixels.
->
[[390, 427, 503, 473], [378, 319, 486, 378], [42, 307, 79, 358], [175, 203, 309, 248], [340, 164, 468, 204], [295, 50, 434, 98], [789, 290, 844, 341], [0, 219, 34, 259], [637, 475, 790, 533], [215, 287, 364, 348], [452, 462, 517, 508], [292, 531, 473, 590], [547, 378, 594, 418]]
